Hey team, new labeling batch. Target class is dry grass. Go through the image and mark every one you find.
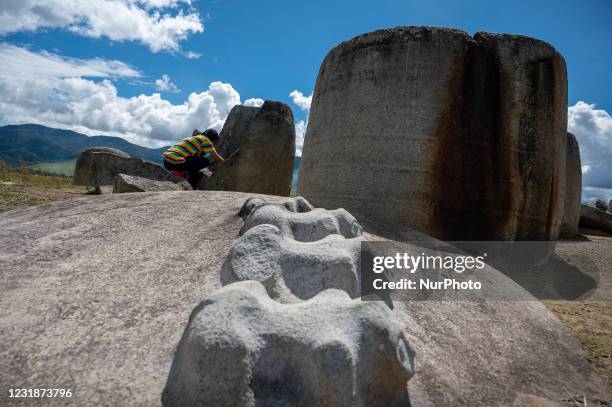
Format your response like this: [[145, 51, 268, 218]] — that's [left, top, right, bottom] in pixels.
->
[[0, 161, 89, 213], [544, 300, 612, 397]]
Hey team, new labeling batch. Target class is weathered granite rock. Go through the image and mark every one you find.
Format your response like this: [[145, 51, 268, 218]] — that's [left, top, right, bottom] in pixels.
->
[[222, 224, 362, 302], [593, 198, 609, 212], [560, 132, 582, 237], [580, 204, 612, 234], [73, 147, 180, 188], [83, 147, 130, 158], [202, 101, 296, 196], [238, 195, 313, 219], [113, 173, 190, 193], [298, 26, 567, 240], [241, 202, 363, 241], [162, 281, 415, 407], [0, 192, 607, 406]]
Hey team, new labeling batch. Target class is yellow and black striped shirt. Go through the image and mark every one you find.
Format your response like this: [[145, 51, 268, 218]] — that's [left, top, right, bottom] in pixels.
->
[[163, 135, 217, 164]]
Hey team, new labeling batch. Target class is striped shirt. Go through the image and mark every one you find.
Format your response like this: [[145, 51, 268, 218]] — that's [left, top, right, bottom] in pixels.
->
[[163, 134, 217, 164]]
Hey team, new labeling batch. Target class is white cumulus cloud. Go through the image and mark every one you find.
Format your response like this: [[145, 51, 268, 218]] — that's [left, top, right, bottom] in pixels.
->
[[289, 90, 312, 112], [568, 101, 612, 191], [289, 90, 312, 156], [0, 45, 257, 148], [155, 74, 179, 92], [184, 51, 202, 59], [0, 0, 203, 53], [0, 43, 141, 80], [243, 98, 264, 107], [582, 186, 612, 203], [294, 120, 307, 156]]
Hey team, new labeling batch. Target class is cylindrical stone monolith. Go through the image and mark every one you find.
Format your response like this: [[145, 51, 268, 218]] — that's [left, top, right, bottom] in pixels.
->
[[297, 26, 567, 241], [559, 132, 582, 237]]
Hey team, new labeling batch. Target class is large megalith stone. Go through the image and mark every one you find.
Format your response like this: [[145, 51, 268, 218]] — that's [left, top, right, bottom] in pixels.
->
[[560, 132, 582, 237], [73, 147, 180, 188], [162, 281, 415, 407], [222, 224, 363, 302], [297, 26, 567, 240], [203, 101, 296, 196], [113, 173, 190, 193]]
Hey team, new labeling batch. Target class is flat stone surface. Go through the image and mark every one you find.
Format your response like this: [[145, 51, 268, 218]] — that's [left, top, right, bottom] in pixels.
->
[[0, 191, 283, 406], [0, 192, 607, 406]]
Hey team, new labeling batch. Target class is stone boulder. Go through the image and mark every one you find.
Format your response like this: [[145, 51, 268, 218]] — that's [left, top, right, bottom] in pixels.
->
[[238, 195, 313, 219], [240, 202, 363, 241], [580, 204, 612, 234], [298, 26, 567, 241], [222, 224, 363, 302], [560, 132, 582, 237], [113, 173, 190, 193], [162, 281, 415, 407], [593, 198, 609, 212], [0, 192, 607, 406], [202, 101, 296, 196], [73, 147, 180, 189]]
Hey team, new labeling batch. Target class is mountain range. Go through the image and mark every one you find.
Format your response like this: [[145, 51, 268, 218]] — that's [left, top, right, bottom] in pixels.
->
[[0, 124, 167, 166], [0, 124, 303, 188]]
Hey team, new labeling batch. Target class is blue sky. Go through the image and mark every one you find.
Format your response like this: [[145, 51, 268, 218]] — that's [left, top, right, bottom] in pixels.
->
[[0, 0, 611, 198], [5, 0, 611, 110]]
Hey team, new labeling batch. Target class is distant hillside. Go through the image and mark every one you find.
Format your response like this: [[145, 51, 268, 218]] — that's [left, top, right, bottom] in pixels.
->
[[0, 124, 167, 166]]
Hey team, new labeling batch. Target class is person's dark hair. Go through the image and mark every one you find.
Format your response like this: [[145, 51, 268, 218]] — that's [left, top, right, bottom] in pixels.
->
[[202, 129, 219, 143]]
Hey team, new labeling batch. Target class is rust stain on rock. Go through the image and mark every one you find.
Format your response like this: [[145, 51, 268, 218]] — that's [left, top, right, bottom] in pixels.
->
[[427, 39, 513, 240]]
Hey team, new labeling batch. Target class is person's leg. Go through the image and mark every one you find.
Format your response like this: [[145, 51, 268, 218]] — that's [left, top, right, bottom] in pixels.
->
[[163, 160, 189, 181], [163, 160, 186, 172], [185, 155, 212, 190]]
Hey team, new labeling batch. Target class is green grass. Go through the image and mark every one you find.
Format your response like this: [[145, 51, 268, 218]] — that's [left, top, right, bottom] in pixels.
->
[[1, 162, 73, 188], [30, 159, 76, 176], [0, 162, 88, 212]]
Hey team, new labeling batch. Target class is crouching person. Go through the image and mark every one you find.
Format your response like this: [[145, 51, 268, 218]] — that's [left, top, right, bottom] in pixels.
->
[[163, 129, 225, 190]]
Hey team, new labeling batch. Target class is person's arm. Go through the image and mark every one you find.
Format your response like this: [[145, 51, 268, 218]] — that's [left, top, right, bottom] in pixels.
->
[[210, 151, 225, 163]]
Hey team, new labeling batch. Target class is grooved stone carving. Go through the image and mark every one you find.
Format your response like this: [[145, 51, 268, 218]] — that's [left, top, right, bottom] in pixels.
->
[[240, 202, 363, 241], [222, 224, 363, 302], [238, 196, 313, 220], [162, 281, 415, 407]]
